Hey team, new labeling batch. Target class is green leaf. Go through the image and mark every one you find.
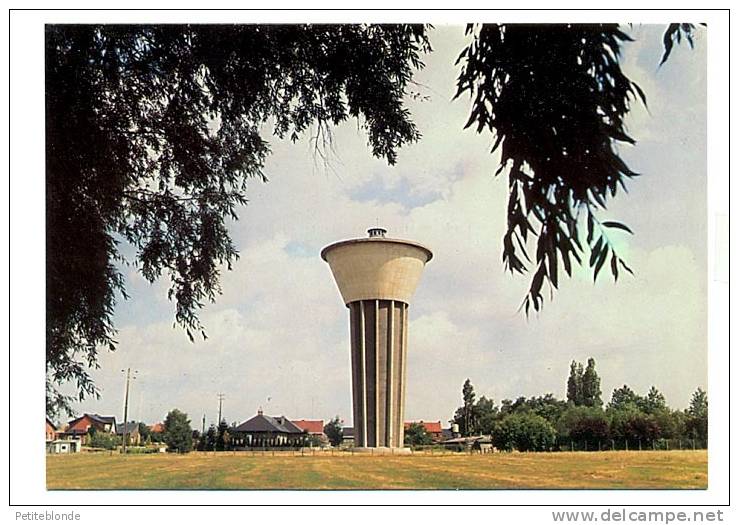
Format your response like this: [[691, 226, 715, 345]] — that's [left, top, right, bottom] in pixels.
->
[[610, 253, 619, 281], [531, 265, 545, 297], [548, 245, 558, 289], [562, 252, 572, 277], [589, 237, 603, 267], [602, 221, 634, 234], [594, 247, 609, 282], [660, 25, 676, 65], [587, 212, 594, 244]]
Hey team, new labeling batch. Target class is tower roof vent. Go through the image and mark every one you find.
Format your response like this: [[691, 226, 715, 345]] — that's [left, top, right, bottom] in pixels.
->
[[368, 227, 387, 238]]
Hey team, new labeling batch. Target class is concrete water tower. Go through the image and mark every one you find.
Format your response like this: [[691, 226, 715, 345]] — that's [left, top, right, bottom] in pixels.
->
[[321, 228, 432, 449]]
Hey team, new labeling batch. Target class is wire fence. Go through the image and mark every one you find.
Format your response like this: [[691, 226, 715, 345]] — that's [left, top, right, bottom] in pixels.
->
[[184, 447, 466, 457], [174, 440, 707, 457], [78, 440, 707, 456], [556, 438, 708, 452]]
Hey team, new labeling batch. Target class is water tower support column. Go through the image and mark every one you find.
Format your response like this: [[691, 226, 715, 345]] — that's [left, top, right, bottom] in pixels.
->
[[349, 299, 409, 448]]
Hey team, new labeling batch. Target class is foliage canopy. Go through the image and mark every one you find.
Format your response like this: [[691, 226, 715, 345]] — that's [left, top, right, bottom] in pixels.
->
[[45, 23, 429, 417], [404, 422, 434, 448], [324, 416, 344, 447]]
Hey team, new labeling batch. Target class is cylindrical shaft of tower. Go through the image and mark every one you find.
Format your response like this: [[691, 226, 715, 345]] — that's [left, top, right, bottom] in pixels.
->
[[349, 299, 408, 448]]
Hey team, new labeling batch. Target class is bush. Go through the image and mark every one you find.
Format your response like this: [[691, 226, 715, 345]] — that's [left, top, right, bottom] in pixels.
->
[[324, 416, 343, 447], [404, 423, 433, 448], [608, 407, 660, 445], [493, 413, 557, 452], [557, 406, 610, 450], [89, 430, 121, 450], [124, 446, 157, 454]]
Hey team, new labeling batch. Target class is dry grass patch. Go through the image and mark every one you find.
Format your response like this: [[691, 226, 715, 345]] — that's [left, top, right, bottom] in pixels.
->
[[47, 450, 707, 490]]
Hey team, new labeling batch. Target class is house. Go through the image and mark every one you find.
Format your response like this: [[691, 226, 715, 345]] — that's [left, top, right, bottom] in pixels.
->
[[404, 420, 444, 442], [149, 422, 165, 434], [47, 437, 82, 454], [292, 419, 324, 435], [46, 418, 57, 442], [58, 413, 117, 444], [116, 421, 141, 446], [231, 409, 308, 448], [340, 427, 355, 448], [291, 419, 327, 446]]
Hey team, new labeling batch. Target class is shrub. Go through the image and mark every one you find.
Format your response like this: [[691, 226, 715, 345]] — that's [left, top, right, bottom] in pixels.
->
[[89, 430, 121, 450], [404, 423, 433, 448], [493, 413, 557, 452], [557, 406, 610, 450]]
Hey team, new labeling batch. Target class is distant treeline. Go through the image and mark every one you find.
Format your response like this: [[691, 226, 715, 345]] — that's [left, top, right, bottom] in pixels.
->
[[449, 358, 708, 452]]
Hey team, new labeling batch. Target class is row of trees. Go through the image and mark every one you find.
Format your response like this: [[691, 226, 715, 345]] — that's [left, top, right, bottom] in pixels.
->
[[194, 420, 233, 452], [451, 359, 708, 452]]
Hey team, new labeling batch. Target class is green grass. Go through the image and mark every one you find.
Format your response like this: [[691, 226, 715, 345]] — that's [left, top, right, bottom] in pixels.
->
[[46, 450, 707, 490]]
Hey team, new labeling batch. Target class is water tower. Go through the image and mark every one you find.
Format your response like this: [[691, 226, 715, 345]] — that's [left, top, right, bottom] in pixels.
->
[[321, 228, 432, 449]]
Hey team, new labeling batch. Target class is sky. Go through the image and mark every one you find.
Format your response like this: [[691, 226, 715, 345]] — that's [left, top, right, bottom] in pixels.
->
[[65, 24, 707, 430]]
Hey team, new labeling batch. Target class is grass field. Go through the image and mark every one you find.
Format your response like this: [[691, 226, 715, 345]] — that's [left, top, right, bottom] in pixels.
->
[[46, 450, 707, 490]]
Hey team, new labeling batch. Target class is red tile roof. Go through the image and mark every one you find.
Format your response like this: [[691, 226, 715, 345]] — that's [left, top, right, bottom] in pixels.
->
[[291, 419, 324, 434], [149, 423, 165, 433], [404, 421, 443, 434], [66, 413, 117, 434]]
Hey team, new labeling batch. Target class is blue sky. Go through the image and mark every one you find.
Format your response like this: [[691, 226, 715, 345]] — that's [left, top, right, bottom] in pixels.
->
[[67, 24, 707, 430]]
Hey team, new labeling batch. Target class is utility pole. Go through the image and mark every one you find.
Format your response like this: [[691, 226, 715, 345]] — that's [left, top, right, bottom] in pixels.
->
[[202, 414, 206, 435], [121, 368, 138, 454], [217, 393, 225, 425]]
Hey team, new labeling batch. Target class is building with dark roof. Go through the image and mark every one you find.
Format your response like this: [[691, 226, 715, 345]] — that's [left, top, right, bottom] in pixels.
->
[[231, 410, 308, 448], [340, 427, 355, 448], [58, 413, 117, 444], [116, 421, 141, 446]]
